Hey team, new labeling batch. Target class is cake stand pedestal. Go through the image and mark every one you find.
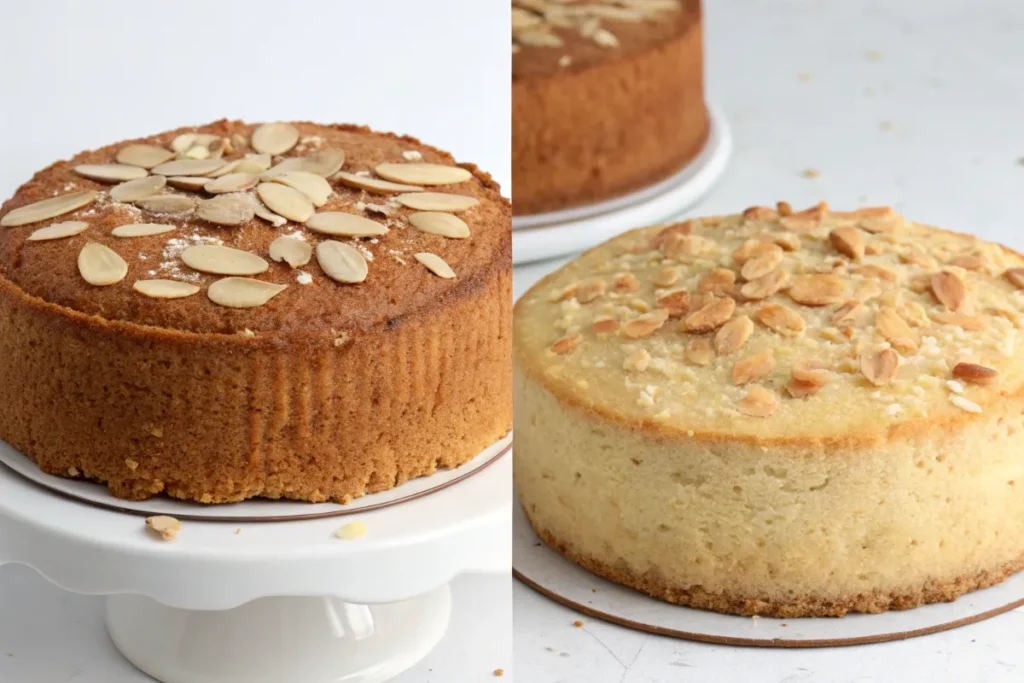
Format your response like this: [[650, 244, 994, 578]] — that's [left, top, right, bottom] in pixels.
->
[[0, 444, 510, 683]]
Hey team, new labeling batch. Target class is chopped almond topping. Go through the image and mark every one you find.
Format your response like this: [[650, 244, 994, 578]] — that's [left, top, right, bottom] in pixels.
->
[[930, 271, 967, 311], [861, 348, 899, 386], [614, 272, 641, 292], [775, 201, 793, 217], [593, 319, 620, 334], [787, 274, 845, 306], [656, 290, 691, 318], [732, 351, 775, 385], [952, 362, 998, 385], [829, 227, 866, 260], [684, 338, 714, 366], [931, 311, 988, 331], [949, 254, 987, 271], [740, 244, 784, 281], [742, 206, 777, 220], [740, 269, 788, 300], [831, 300, 864, 325], [875, 307, 918, 354], [650, 221, 693, 250], [622, 310, 669, 339], [714, 315, 754, 355], [576, 278, 607, 303], [698, 268, 737, 295], [737, 385, 779, 417], [756, 303, 806, 336], [681, 296, 736, 333], [623, 348, 652, 372], [551, 334, 582, 355], [1003, 268, 1024, 290], [653, 267, 680, 288]]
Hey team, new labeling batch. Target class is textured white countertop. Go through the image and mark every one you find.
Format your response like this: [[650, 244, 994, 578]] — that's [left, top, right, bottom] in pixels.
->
[[513, 0, 1024, 681]]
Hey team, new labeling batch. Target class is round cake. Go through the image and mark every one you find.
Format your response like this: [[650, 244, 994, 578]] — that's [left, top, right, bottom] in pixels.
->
[[511, 0, 709, 216], [514, 202, 1024, 617], [0, 120, 512, 503]]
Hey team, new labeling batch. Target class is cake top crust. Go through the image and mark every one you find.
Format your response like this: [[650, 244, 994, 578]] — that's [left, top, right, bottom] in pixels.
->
[[514, 203, 1024, 442], [512, 0, 696, 80], [0, 120, 510, 338]]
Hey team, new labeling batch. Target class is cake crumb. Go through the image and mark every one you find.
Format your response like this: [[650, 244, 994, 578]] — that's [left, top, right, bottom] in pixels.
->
[[68, 466, 79, 477], [559, 55, 572, 67], [125, 459, 138, 471], [573, 619, 584, 627], [493, 669, 504, 677], [145, 515, 181, 541], [335, 521, 367, 540]]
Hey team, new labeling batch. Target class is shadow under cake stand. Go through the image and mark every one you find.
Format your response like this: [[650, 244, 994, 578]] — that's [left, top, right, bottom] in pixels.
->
[[0, 436, 511, 683]]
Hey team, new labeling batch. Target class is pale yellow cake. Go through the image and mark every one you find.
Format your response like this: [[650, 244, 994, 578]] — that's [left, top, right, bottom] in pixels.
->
[[514, 203, 1024, 617]]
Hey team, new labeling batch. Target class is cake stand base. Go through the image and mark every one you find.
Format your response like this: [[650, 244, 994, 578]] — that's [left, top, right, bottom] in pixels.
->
[[106, 588, 450, 683]]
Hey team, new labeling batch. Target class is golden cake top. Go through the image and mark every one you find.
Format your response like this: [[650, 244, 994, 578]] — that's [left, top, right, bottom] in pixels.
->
[[0, 120, 510, 339], [512, 0, 691, 78], [514, 203, 1024, 442]]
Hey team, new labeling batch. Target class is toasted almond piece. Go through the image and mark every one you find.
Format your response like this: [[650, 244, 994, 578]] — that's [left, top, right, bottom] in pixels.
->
[[859, 215, 901, 234], [135, 195, 196, 216], [853, 280, 883, 302], [740, 269, 788, 300], [929, 272, 966, 311], [1, 190, 100, 227], [740, 244, 783, 280], [830, 227, 866, 260], [262, 150, 345, 178], [698, 268, 736, 295], [593, 319, 620, 334], [74, 163, 148, 183], [575, 278, 607, 303], [306, 212, 387, 237], [714, 315, 753, 355], [622, 310, 669, 339], [755, 303, 806, 336], [78, 243, 127, 286], [650, 221, 692, 250], [234, 153, 274, 175], [901, 301, 929, 327], [792, 361, 830, 386], [949, 254, 987, 270], [27, 220, 90, 241], [208, 277, 287, 308], [196, 193, 255, 226], [623, 348, 652, 372], [375, 162, 472, 186], [145, 515, 181, 540], [270, 171, 332, 207], [931, 310, 989, 331], [409, 212, 470, 239], [732, 239, 762, 266], [251, 122, 300, 155], [151, 158, 226, 177], [775, 201, 793, 216], [861, 348, 899, 386], [133, 279, 200, 299], [737, 385, 779, 417], [116, 144, 175, 169], [851, 264, 899, 283], [773, 232, 801, 251], [204, 173, 259, 194], [952, 362, 998, 385], [681, 295, 735, 333], [732, 351, 775, 385], [657, 290, 690, 318], [551, 334, 581, 355], [166, 176, 212, 191], [787, 274, 845, 306], [268, 235, 313, 268], [111, 223, 176, 238], [1003, 268, 1024, 290], [786, 378, 821, 398], [831, 300, 864, 325], [395, 192, 479, 212], [182, 245, 268, 275], [253, 202, 287, 227], [317, 241, 369, 283], [110, 175, 167, 203], [183, 143, 210, 160], [659, 232, 702, 258], [779, 214, 820, 232], [256, 183, 314, 223], [685, 338, 714, 366], [653, 266, 680, 288], [332, 171, 424, 194], [742, 206, 777, 220], [614, 272, 640, 292], [875, 307, 918, 354], [415, 252, 456, 279], [170, 133, 220, 154]]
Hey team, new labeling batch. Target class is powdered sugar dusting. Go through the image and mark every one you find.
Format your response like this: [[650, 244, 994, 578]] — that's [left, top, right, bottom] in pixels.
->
[[156, 232, 224, 281], [297, 271, 313, 285]]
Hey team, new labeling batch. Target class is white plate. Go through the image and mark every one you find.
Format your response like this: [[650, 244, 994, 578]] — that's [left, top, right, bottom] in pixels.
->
[[512, 499, 1024, 647], [511, 104, 732, 264], [0, 434, 510, 522]]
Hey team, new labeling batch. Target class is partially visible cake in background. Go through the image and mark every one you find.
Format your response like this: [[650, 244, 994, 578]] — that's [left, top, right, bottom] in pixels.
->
[[512, 0, 709, 216]]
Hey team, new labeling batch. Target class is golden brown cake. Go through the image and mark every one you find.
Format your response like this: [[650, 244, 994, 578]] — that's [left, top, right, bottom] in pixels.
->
[[0, 120, 512, 503], [512, 0, 709, 216], [514, 203, 1024, 617]]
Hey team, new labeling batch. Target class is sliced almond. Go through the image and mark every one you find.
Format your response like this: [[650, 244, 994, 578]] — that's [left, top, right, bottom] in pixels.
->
[[110, 175, 166, 203], [787, 378, 821, 398], [27, 221, 89, 241], [929, 271, 967, 311], [170, 133, 220, 154], [1003, 268, 1024, 290], [593, 319, 620, 334], [145, 515, 181, 541], [181, 245, 268, 275], [653, 266, 680, 288], [395, 192, 479, 212], [657, 290, 690, 318], [861, 348, 899, 386], [151, 158, 226, 177], [133, 279, 200, 299], [830, 227, 866, 260], [317, 241, 368, 283], [685, 338, 714, 366], [952, 362, 998, 385], [270, 171, 332, 207], [792, 361, 830, 387], [853, 280, 883, 301], [111, 223, 176, 238], [851, 264, 899, 283], [740, 244, 783, 280], [332, 171, 423, 194], [551, 334, 581, 355], [166, 176, 212, 191], [755, 303, 806, 336], [742, 205, 777, 220], [575, 278, 606, 303], [263, 149, 345, 178], [831, 300, 864, 325], [622, 310, 669, 339], [253, 202, 287, 227], [1, 190, 100, 227], [737, 385, 779, 417], [732, 351, 775, 385], [775, 201, 793, 217], [740, 269, 788, 300], [698, 268, 736, 295], [787, 274, 845, 306], [409, 212, 470, 239], [116, 144, 175, 169], [233, 153, 274, 175], [931, 310, 989, 331], [650, 221, 692, 250], [74, 163, 148, 183], [732, 239, 762, 266], [859, 215, 901, 234], [306, 212, 387, 237], [135, 195, 196, 216], [614, 272, 640, 292], [681, 295, 735, 333], [78, 243, 127, 286], [256, 183, 314, 223], [268, 236, 312, 268], [949, 254, 987, 271], [197, 193, 255, 226], [375, 163, 472, 186], [623, 348, 652, 372], [714, 315, 753, 355], [207, 277, 287, 308], [251, 122, 300, 155], [204, 173, 259, 194], [875, 307, 918, 354], [414, 252, 456, 279]]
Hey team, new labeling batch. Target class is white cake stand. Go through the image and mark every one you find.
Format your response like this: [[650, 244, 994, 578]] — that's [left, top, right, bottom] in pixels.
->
[[0, 437, 511, 683], [511, 103, 732, 265]]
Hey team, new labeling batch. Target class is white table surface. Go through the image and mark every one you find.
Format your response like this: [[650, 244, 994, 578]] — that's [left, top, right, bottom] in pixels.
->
[[513, 0, 1024, 681]]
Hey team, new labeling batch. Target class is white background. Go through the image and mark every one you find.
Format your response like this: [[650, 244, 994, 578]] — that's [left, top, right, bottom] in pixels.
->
[[514, 0, 1024, 681], [0, 1, 510, 681]]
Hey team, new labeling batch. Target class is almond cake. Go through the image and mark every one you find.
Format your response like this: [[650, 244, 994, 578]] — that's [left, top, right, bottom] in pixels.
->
[[512, 0, 709, 216], [0, 120, 512, 503], [514, 203, 1024, 616]]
